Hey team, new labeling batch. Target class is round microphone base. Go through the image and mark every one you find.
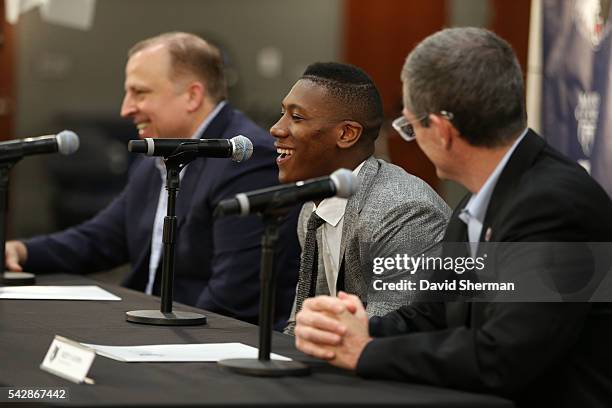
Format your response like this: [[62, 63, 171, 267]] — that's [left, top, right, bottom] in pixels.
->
[[2, 271, 36, 286], [126, 310, 207, 326], [218, 358, 311, 377]]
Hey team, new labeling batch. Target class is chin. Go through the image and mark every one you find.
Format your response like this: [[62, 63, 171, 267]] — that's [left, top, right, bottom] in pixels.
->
[[138, 132, 158, 139], [435, 167, 454, 182], [279, 170, 304, 184], [278, 174, 293, 184]]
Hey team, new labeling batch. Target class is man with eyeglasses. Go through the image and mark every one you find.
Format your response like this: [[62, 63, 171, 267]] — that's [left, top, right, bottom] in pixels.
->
[[293, 28, 612, 407], [270, 62, 450, 334]]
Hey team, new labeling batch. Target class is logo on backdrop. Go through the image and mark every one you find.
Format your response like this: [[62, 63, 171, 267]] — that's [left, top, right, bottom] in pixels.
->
[[575, 0, 611, 49], [542, 0, 612, 198], [574, 91, 600, 171]]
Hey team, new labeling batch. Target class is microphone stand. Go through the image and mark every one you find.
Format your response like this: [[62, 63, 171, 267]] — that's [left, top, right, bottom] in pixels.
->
[[218, 211, 310, 376], [0, 160, 36, 286], [126, 153, 206, 325]]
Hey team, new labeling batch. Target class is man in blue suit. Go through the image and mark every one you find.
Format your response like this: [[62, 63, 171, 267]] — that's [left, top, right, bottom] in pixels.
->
[[4, 32, 301, 327]]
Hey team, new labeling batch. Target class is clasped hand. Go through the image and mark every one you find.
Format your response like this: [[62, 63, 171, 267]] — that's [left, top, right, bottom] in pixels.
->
[[294, 291, 372, 371]]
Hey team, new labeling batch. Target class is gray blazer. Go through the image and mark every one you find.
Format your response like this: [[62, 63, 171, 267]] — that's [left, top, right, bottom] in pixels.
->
[[286, 157, 450, 330]]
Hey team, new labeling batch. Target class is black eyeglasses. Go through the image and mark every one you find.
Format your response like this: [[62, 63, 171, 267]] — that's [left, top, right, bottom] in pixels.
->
[[392, 110, 454, 142]]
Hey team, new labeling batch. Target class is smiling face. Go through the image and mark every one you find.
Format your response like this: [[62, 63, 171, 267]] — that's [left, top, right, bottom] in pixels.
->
[[120, 45, 195, 139], [270, 79, 346, 183]]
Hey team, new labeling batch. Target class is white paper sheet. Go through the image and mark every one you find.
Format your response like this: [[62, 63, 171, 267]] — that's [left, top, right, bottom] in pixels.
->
[[81, 342, 291, 362], [0, 285, 121, 301]]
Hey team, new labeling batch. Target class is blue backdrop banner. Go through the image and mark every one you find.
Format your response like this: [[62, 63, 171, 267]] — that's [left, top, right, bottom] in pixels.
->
[[542, 0, 612, 197]]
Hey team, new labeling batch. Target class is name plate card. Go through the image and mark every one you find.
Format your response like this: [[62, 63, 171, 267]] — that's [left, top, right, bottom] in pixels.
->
[[40, 336, 95, 384]]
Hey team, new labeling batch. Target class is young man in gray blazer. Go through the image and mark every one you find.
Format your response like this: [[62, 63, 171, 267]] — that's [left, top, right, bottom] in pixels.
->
[[270, 62, 450, 334], [292, 29, 612, 407]]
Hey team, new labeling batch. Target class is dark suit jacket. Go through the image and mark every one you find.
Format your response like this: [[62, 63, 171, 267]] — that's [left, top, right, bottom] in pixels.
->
[[23, 103, 301, 328], [357, 130, 612, 407]]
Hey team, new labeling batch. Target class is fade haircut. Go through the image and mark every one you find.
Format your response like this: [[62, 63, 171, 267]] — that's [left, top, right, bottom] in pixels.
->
[[301, 62, 383, 142], [402, 27, 527, 147], [128, 32, 227, 103]]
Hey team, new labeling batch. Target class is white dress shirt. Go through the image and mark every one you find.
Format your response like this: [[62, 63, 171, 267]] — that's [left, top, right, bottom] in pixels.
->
[[458, 128, 528, 257], [145, 101, 227, 295], [310, 161, 365, 297]]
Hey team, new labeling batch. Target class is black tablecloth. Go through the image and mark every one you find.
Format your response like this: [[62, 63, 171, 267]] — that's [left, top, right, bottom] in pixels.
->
[[0, 274, 513, 407]]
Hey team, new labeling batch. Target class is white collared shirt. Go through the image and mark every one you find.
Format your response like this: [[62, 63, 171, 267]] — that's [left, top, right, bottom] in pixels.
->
[[458, 128, 528, 256], [145, 101, 227, 295], [310, 161, 366, 296]]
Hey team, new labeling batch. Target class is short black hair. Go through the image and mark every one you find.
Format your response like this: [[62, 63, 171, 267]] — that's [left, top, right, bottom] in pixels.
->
[[301, 62, 383, 142]]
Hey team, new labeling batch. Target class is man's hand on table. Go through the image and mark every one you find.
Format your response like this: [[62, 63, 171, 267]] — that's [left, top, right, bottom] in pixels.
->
[[294, 291, 372, 371], [5, 240, 28, 272]]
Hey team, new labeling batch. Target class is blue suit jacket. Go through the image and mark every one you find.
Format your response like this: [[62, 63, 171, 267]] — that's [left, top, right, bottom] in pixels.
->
[[24, 104, 301, 327]]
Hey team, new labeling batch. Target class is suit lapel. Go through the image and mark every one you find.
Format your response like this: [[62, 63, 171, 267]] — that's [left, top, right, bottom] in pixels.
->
[[443, 195, 471, 243], [200, 102, 234, 140], [128, 158, 163, 288], [479, 129, 545, 242], [445, 131, 546, 328], [337, 157, 379, 286], [175, 161, 205, 227], [336, 157, 379, 290], [141, 159, 163, 233], [471, 130, 545, 328], [443, 195, 472, 327], [175, 103, 234, 226]]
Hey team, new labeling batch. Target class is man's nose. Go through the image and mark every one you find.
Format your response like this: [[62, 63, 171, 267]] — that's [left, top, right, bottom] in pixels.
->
[[270, 118, 288, 139], [120, 94, 136, 118]]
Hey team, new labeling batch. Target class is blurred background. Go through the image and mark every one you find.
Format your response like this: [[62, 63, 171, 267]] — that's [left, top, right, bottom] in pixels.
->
[[8, 0, 612, 280], [0, 0, 609, 281]]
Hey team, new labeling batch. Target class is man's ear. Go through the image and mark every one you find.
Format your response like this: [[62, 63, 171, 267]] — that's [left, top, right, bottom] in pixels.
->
[[337, 121, 363, 149], [185, 81, 205, 112], [429, 114, 455, 150]]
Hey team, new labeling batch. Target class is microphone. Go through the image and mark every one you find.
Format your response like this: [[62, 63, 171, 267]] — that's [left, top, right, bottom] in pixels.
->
[[215, 168, 359, 217], [0, 130, 80, 163], [127, 135, 253, 162]]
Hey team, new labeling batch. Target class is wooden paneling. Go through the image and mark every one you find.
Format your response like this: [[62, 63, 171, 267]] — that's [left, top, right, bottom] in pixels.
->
[[343, 0, 446, 190], [0, 0, 15, 140], [490, 0, 531, 76], [342, 1, 532, 192]]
